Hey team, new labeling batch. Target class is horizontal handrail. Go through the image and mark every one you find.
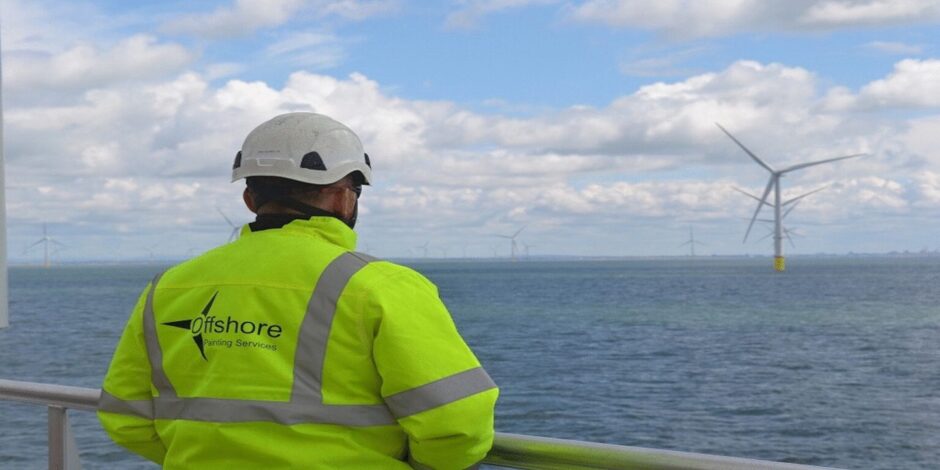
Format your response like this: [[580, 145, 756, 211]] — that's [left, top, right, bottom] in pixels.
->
[[485, 433, 836, 469], [0, 379, 98, 410], [0, 379, 839, 470]]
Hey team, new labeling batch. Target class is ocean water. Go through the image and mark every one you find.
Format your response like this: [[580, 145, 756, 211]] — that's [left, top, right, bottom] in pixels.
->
[[2, 257, 940, 469]]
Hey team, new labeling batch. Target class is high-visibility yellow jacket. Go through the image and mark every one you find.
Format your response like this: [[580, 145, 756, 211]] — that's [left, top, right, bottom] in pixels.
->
[[98, 216, 498, 469]]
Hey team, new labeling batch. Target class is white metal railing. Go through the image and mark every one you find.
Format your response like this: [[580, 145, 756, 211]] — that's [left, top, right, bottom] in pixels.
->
[[0, 378, 841, 470]]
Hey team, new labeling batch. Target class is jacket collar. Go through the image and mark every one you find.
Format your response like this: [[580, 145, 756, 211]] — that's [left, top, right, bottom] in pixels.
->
[[243, 215, 357, 251]]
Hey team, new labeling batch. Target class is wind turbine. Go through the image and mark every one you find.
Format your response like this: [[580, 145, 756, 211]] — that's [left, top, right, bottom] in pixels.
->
[[217, 207, 240, 242], [522, 242, 535, 259], [417, 242, 429, 258], [146, 243, 159, 263], [26, 224, 65, 268], [717, 123, 865, 271], [679, 226, 704, 257], [495, 225, 526, 261]]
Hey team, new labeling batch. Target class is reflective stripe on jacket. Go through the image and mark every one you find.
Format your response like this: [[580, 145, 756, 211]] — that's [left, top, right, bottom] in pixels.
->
[[98, 216, 498, 469]]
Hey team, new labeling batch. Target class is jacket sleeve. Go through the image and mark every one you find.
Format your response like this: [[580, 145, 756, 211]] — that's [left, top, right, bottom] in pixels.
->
[[369, 268, 498, 470], [97, 282, 166, 464]]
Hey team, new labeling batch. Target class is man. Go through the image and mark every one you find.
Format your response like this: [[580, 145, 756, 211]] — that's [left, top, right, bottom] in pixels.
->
[[98, 112, 499, 469]]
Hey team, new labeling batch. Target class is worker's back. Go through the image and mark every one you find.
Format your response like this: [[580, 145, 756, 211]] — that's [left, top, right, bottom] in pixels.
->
[[100, 216, 497, 469]]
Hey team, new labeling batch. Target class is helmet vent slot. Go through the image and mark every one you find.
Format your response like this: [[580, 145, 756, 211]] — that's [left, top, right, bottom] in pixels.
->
[[233, 151, 242, 169], [300, 152, 327, 170], [364, 153, 371, 168]]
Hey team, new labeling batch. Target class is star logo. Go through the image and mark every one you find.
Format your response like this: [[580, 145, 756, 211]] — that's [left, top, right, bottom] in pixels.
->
[[162, 292, 218, 361]]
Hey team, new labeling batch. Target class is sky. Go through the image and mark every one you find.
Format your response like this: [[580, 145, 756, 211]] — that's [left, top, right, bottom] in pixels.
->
[[2, 0, 940, 262]]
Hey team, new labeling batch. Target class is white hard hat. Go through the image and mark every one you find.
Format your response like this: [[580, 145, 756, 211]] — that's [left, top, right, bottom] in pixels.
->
[[232, 112, 373, 185]]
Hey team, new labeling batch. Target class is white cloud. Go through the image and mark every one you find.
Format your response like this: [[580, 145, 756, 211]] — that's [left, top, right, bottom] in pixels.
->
[[901, 116, 940, 166], [618, 47, 708, 77], [911, 171, 940, 207], [0, 0, 106, 55], [0, 21, 933, 257], [317, 0, 400, 20], [266, 32, 347, 69], [423, 60, 833, 166], [857, 59, 940, 108], [204, 63, 248, 81], [162, 0, 307, 38], [445, 0, 559, 29], [568, 0, 832, 38], [801, 0, 940, 26], [162, 0, 397, 38], [863, 40, 924, 55], [5, 35, 194, 93], [566, 0, 940, 38]]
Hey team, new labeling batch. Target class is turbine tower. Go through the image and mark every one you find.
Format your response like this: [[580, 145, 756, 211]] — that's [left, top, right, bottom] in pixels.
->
[[679, 226, 704, 257], [27, 224, 64, 268], [717, 123, 865, 272], [522, 242, 535, 259], [495, 226, 526, 261]]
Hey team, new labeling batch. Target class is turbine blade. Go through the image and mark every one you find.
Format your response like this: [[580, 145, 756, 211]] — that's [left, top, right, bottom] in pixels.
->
[[716, 123, 775, 173], [779, 153, 866, 174], [731, 186, 772, 206], [784, 227, 803, 237], [216, 207, 236, 227], [782, 201, 800, 220], [27, 239, 45, 249], [744, 177, 775, 242], [512, 225, 527, 238], [783, 185, 829, 206]]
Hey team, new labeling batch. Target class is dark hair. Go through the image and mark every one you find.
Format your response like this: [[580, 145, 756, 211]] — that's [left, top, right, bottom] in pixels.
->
[[246, 176, 322, 206]]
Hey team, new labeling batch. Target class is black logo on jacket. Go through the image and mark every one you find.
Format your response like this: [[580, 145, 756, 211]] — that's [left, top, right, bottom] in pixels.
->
[[162, 292, 283, 360]]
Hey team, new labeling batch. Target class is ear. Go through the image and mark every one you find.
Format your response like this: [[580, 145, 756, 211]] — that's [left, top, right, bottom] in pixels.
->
[[243, 188, 258, 214], [321, 180, 356, 220]]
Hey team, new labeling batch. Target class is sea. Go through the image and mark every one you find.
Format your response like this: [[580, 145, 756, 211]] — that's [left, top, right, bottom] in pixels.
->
[[2, 257, 940, 469]]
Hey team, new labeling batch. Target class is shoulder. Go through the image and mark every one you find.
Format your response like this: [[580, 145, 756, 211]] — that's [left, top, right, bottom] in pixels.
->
[[352, 257, 438, 293]]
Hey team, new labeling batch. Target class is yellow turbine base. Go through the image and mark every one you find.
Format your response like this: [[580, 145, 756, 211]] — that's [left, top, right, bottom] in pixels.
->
[[774, 256, 785, 272]]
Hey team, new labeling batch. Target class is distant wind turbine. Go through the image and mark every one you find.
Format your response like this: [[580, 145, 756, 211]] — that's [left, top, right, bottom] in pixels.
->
[[495, 225, 526, 261], [417, 242, 429, 258], [146, 243, 159, 263], [522, 242, 535, 259], [679, 226, 704, 257], [26, 224, 64, 268], [717, 123, 865, 272], [216, 207, 240, 242]]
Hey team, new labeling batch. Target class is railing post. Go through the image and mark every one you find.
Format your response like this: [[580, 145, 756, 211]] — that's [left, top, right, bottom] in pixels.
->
[[47, 405, 82, 470], [48, 406, 66, 470]]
